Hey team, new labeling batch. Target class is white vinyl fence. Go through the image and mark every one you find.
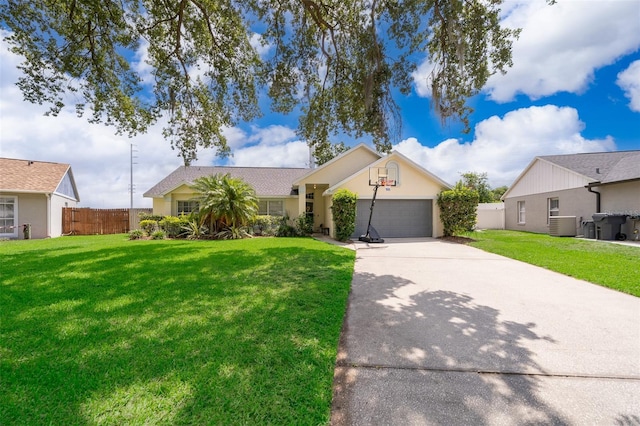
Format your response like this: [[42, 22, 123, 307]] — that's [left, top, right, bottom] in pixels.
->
[[476, 203, 505, 230]]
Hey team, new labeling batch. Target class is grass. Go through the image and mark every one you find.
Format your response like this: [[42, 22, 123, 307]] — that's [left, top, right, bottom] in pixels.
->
[[465, 230, 639, 297], [0, 235, 356, 425]]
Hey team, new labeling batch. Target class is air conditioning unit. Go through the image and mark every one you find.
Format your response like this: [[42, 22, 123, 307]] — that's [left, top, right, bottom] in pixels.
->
[[549, 216, 577, 237]]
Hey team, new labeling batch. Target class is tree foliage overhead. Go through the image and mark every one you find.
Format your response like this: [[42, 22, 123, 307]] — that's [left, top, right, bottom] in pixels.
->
[[1, 0, 519, 164]]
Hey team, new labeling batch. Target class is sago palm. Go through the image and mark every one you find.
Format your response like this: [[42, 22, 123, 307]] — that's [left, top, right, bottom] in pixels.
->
[[190, 173, 258, 234]]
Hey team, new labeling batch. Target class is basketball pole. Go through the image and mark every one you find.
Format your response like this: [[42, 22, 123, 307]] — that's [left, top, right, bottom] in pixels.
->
[[359, 182, 384, 243]]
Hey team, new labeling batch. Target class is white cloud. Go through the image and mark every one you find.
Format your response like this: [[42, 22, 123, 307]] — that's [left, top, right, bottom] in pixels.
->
[[393, 105, 616, 187], [616, 60, 640, 112], [247, 124, 297, 146], [131, 38, 154, 87], [485, 0, 640, 102], [228, 140, 310, 168], [412, 59, 435, 97], [250, 33, 272, 57], [410, 1, 640, 102]]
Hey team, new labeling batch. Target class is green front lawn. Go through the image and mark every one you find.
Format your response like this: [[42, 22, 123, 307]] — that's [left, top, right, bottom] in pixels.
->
[[465, 230, 639, 297], [0, 235, 355, 425]]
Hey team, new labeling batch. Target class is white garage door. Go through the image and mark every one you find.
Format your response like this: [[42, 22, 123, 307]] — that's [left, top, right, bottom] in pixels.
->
[[354, 199, 433, 238]]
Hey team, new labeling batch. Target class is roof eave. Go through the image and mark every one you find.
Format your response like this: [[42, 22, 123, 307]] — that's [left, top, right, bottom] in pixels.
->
[[323, 150, 452, 195], [589, 177, 640, 187], [293, 143, 381, 185]]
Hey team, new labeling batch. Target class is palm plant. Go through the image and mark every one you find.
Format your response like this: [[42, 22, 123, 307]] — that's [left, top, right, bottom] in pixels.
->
[[190, 173, 258, 237]]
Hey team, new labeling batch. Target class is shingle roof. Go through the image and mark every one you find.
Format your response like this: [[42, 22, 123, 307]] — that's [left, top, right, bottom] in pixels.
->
[[0, 157, 72, 193], [143, 166, 311, 197], [539, 151, 640, 183]]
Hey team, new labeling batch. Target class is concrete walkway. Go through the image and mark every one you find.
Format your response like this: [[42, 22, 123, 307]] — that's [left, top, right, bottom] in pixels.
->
[[329, 238, 640, 425]]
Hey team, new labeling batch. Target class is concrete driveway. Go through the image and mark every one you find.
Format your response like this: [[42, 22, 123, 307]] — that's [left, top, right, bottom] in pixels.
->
[[330, 238, 640, 425]]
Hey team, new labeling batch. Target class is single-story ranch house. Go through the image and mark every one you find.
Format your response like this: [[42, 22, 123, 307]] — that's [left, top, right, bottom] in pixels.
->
[[0, 157, 80, 239], [144, 143, 452, 238], [502, 150, 640, 238]]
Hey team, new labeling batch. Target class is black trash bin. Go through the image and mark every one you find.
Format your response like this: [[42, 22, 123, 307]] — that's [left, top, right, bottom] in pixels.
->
[[592, 214, 627, 240]]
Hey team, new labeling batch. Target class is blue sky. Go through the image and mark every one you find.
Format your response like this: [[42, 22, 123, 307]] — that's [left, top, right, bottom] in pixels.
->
[[1, 0, 639, 208]]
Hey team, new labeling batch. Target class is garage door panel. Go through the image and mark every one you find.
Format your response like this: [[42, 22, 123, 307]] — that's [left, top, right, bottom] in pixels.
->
[[354, 199, 432, 238]]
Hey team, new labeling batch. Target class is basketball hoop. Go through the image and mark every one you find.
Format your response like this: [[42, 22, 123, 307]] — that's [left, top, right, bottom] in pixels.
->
[[378, 178, 395, 187], [361, 167, 397, 244], [369, 167, 397, 187]]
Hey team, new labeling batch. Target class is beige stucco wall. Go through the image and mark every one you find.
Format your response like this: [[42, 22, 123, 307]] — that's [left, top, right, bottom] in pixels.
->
[[297, 146, 380, 189], [505, 187, 597, 235], [152, 197, 171, 216], [284, 198, 299, 218], [50, 194, 77, 237], [599, 181, 640, 213], [324, 154, 448, 237], [598, 180, 640, 236], [149, 184, 197, 216], [9, 193, 47, 239], [335, 156, 444, 198]]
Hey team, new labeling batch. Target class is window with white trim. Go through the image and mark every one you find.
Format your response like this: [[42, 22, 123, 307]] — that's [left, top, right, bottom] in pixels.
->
[[548, 198, 559, 224], [517, 201, 526, 224], [177, 200, 199, 215], [0, 197, 17, 237], [258, 200, 284, 216]]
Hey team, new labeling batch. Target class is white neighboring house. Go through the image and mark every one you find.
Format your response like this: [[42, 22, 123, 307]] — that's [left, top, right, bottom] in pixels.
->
[[0, 158, 80, 239], [502, 151, 640, 238]]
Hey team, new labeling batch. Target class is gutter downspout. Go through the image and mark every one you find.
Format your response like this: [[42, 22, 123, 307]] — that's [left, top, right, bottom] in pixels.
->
[[46, 193, 52, 238], [586, 184, 601, 213]]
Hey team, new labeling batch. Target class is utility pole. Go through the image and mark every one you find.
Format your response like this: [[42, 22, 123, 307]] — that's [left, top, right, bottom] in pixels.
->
[[130, 144, 138, 209]]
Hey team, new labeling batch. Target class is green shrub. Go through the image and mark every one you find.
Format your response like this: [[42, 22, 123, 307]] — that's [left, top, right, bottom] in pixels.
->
[[437, 182, 479, 237], [295, 214, 314, 236], [276, 215, 297, 237], [159, 215, 189, 238], [272, 215, 313, 238], [139, 219, 158, 236], [250, 215, 281, 236], [128, 229, 144, 240], [216, 226, 251, 240], [151, 230, 166, 240], [331, 189, 357, 241], [138, 212, 165, 222], [182, 218, 208, 240]]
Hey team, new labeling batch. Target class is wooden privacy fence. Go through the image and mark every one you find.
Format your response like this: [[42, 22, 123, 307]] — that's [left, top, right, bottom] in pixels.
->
[[63, 208, 131, 235]]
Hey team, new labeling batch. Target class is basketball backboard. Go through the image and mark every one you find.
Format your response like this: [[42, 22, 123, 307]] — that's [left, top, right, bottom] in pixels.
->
[[369, 167, 397, 186]]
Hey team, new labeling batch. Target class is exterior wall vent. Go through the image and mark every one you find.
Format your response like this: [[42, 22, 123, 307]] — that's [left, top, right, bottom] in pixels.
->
[[549, 216, 577, 237]]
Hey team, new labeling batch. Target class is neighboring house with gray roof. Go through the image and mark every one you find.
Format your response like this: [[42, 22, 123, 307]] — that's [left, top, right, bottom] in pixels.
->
[[0, 157, 80, 239], [502, 151, 640, 238], [144, 144, 452, 238]]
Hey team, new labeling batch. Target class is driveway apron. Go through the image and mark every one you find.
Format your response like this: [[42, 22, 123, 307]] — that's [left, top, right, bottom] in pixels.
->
[[331, 238, 640, 425]]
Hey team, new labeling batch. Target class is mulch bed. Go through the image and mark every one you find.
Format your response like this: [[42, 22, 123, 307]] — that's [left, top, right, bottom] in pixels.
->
[[439, 235, 476, 244]]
